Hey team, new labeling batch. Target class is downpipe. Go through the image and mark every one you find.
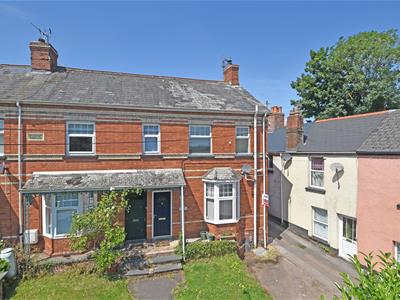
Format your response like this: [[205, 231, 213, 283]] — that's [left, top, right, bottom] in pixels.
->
[[253, 105, 258, 248], [16, 102, 23, 247], [262, 111, 268, 248]]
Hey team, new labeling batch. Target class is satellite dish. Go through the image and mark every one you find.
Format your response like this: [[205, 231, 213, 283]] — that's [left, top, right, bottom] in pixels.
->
[[241, 164, 252, 174], [281, 153, 292, 162], [330, 162, 344, 173]]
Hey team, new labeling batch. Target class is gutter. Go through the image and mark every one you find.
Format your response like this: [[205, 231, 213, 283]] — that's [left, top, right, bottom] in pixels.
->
[[16, 102, 23, 247]]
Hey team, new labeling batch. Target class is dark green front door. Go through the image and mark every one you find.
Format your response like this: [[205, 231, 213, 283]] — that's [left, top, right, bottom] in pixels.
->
[[125, 192, 146, 240]]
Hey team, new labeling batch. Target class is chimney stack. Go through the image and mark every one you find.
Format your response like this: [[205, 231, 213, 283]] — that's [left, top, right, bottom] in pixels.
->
[[286, 108, 304, 150], [29, 38, 58, 72], [223, 60, 239, 85], [268, 106, 285, 133]]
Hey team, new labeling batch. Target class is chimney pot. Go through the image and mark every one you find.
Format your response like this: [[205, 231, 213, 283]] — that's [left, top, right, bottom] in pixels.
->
[[223, 62, 239, 85], [29, 40, 58, 72]]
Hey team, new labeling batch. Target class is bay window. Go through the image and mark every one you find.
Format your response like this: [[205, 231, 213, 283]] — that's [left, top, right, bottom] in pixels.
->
[[310, 157, 324, 188], [67, 122, 95, 155], [189, 125, 211, 154], [203, 181, 240, 224]]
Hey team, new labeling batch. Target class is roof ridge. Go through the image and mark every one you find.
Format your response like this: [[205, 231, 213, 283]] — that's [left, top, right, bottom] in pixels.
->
[[315, 110, 390, 123], [0, 63, 225, 84]]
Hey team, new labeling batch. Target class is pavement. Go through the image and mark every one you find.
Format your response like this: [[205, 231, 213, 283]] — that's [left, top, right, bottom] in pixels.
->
[[249, 220, 357, 300], [127, 272, 184, 300]]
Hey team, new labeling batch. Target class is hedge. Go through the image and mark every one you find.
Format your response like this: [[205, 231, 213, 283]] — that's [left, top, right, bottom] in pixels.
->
[[177, 240, 237, 260]]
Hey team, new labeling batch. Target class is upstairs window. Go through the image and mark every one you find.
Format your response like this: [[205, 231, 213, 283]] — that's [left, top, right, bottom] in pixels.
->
[[236, 127, 250, 154], [0, 120, 4, 156], [143, 124, 160, 154], [67, 123, 95, 155], [189, 126, 211, 154], [268, 154, 274, 169], [310, 157, 324, 188], [204, 182, 240, 224]]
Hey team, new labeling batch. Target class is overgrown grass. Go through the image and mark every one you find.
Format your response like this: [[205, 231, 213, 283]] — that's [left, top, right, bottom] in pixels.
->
[[8, 267, 132, 300], [175, 254, 270, 300]]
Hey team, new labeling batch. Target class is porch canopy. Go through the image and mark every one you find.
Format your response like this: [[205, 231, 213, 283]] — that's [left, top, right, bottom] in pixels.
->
[[21, 168, 186, 194]]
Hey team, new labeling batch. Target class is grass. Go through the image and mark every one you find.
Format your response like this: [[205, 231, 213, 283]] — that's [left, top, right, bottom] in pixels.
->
[[255, 245, 281, 264], [175, 254, 270, 300], [8, 268, 132, 300]]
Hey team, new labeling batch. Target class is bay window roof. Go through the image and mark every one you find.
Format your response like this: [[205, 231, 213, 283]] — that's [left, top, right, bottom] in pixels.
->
[[202, 167, 241, 182]]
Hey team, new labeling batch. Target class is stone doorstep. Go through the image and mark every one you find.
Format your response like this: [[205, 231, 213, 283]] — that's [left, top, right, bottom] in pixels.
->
[[148, 255, 182, 265], [126, 268, 151, 276], [145, 248, 176, 258], [153, 263, 182, 274]]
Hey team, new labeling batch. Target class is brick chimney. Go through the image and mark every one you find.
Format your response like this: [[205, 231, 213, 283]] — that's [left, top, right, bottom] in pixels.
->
[[286, 108, 304, 150], [268, 106, 285, 133], [223, 60, 239, 85], [29, 38, 58, 72]]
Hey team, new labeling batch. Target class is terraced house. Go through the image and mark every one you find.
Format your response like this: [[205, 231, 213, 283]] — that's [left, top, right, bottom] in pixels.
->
[[0, 38, 269, 255]]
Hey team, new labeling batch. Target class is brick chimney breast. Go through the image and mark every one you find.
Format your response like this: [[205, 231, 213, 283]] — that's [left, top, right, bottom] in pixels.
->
[[268, 106, 285, 133], [286, 108, 304, 150], [29, 39, 58, 72], [223, 63, 239, 86]]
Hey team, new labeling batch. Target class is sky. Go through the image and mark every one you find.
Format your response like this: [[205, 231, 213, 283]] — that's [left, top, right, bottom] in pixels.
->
[[1, 1, 400, 115]]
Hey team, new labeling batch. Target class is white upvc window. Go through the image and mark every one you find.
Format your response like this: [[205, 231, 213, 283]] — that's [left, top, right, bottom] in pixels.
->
[[42, 192, 83, 238], [67, 122, 95, 155], [189, 125, 211, 155], [313, 207, 328, 241], [236, 127, 250, 154], [310, 157, 324, 188], [143, 124, 160, 154], [204, 181, 240, 224], [395, 242, 400, 262], [0, 120, 4, 156]]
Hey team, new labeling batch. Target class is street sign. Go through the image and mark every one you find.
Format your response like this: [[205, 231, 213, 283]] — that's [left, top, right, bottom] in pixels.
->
[[262, 193, 269, 207]]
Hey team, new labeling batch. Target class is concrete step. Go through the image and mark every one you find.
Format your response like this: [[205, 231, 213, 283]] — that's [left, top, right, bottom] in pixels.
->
[[153, 262, 182, 274], [148, 255, 182, 265], [126, 268, 150, 277], [145, 248, 176, 258]]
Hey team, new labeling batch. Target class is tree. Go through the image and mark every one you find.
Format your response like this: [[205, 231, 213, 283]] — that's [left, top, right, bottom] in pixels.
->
[[291, 30, 400, 120], [332, 252, 400, 299], [69, 189, 141, 272]]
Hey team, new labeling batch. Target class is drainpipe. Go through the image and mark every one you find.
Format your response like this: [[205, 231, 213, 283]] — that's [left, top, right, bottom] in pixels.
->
[[262, 111, 268, 249], [16, 102, 23, 247], [280, 153, 284, 225], [180, 186, 185, 258], [253, 106, 258, 248]]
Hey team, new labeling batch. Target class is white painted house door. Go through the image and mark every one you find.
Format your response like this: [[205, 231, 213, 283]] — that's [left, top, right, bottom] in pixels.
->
[[339, 216, 357, 259]]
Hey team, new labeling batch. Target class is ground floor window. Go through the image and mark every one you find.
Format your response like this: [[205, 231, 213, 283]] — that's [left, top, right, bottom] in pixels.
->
[[204, 181, 240, 224], [313, 207, 328, 240], [42, 192, 97, 238], [342, 217, 357, 242]]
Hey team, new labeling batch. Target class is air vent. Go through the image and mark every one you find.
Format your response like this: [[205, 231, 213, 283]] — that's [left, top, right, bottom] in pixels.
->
[[27, 132, 44, 141]]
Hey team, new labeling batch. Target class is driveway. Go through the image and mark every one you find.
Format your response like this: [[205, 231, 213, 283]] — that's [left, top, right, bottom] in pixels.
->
[[249, 220, 357, 300]]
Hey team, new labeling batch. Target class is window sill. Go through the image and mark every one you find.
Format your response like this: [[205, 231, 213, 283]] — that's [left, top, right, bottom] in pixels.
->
[[235, 153, 252, 157], [305, 186, 326, 194], [188, 154, 214, 158], [67, 153, 96, 158], [42, 234, 69, 240], [205, 218, 240, 225]]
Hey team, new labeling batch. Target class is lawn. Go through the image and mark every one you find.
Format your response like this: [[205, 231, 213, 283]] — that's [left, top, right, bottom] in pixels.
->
[[8, 269, 132, 300], [174, 254, 270, 300]]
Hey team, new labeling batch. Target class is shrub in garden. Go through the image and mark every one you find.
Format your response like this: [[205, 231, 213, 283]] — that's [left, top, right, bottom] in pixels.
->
[[0, 258, 9, 273], [177, 240, 237, 260], [69, 189, 141, 272]]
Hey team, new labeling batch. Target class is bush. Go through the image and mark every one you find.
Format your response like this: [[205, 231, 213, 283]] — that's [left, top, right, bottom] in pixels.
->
[[0, 258, 9, 273], [177, 240, 237, 260]]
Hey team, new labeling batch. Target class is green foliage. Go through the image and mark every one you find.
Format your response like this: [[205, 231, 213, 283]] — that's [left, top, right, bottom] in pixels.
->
[[333, 252, 400, 299], [177, 240, 237, 260], [0, 258, 10, 272], [69, 189, 142, 272], [174, 254, 270, 300], [292, 29, 400, 119]]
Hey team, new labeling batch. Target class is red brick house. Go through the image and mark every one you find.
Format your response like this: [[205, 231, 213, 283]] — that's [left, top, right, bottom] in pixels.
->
[[0, 39, 269, 256]]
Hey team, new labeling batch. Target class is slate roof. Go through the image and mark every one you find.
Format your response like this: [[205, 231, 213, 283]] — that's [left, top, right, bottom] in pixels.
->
[[0, 64, 266, 113], [22, 169, 185, 193], [268, 110, 400, 154], [202, 167, 242, 181]]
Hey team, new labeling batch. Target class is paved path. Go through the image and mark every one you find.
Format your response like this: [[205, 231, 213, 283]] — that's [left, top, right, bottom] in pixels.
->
[[250, 220, 357, 300], [127, 272, 183, 300]]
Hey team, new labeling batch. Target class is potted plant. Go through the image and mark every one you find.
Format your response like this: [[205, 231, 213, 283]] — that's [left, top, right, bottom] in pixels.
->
[[200, 231, 207, 240], [206, 232, 215, 242]]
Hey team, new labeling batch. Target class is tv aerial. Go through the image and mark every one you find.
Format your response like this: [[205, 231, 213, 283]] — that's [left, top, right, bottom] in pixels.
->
[[31, 23, 52, 43]]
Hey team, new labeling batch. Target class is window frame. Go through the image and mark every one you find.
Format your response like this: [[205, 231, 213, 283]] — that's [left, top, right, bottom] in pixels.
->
[[0, 119, 4, 156], [66, 122, 96, 156], [395, 242, 400, 262], [312, 207, 328, 241], [142, 124, 161, 154], [310, 157, 325, 189], [235, 126, 250, 155], [203, 181, 240, 225], [189, 125, 212, 155], [42, 193, 83, 238]]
